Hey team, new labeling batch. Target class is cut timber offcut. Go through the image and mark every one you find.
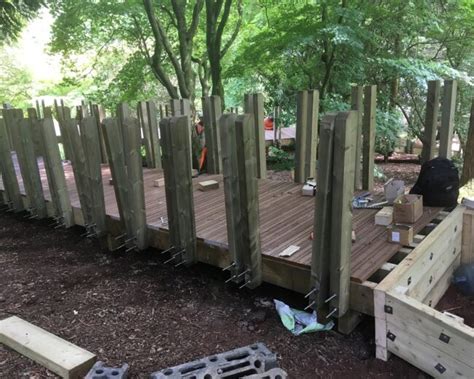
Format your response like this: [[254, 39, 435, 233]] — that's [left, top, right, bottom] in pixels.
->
[[198, 180, 219, 191], [0, 316, 96, 379]]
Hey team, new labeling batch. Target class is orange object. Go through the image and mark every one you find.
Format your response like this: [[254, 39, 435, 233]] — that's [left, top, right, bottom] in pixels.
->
[[264, 117, 274, 131], [199, 146, 208, 172]]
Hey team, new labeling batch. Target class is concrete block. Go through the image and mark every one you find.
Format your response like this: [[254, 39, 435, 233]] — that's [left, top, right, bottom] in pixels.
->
[[85, 361, 129, 379]]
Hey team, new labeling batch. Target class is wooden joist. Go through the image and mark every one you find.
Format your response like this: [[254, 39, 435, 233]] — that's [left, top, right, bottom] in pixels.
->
[[0, 316, 96, 379]]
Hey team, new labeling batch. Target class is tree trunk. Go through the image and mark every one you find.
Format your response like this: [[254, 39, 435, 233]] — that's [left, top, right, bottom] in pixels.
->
[[461, 99, 474, 187]]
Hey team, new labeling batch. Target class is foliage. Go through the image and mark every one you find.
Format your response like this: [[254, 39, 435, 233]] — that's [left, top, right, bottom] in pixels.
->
[[267, 145, 293, 171], [375, 109, 404, 160], [0, 0, 44, 43]]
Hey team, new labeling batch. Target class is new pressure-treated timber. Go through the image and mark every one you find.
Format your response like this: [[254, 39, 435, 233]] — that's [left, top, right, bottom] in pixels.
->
[[146, 101, 161, 169], [310, 114, 337, 310], [329, 111, 357, 318], [362, 85, 376, 191], [102, 118, 130, 236], [79, 116, 107, 237], [462, 209, 474, 264], [305, 90, 319, 180], [351, 85, 363, 190], [439, 79, 458, 158], [0, 316, 96, 379], [244, 93, 266, 179], [202, 95, 222, 174], [160, 116, 196, 265], [234, 114, 262, 288], [124, 116, 147, 249], [422, 80, 441, 162], [40, 113, 73, 227], [17, 114, 47, 218], [0, 118, 23, 210]]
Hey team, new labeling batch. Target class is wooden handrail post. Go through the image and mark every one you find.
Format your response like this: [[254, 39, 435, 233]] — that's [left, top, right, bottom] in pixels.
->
[[439, 79, 457, 158], [362, 85, 376, 191], [244, 93, 266, 179], [351, 85, 364, 190], [202, 95, 222, 174], [422, 80, 441, 162]]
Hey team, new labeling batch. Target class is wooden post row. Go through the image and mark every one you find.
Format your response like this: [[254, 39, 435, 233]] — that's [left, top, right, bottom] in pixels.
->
[[102, 117, 147, 250], [220, 113, 262, 288], [244, 93, 266, 179], [422, 80, 441, 162], [137, 101, 161, 169], [202, 95, 222, 174], [309, 111, 357, 320], [160, 116, 196, 265], [7, 109, 47, 218], [362, 85, 376, 191], [40, 109, 74, 227], [351, 85, 364, 190], [439, 79, 457, 159], [0, 117, 23, 211]]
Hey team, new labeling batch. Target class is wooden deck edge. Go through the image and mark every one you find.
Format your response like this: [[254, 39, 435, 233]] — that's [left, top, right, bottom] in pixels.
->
[[374, 205, 474, 378]]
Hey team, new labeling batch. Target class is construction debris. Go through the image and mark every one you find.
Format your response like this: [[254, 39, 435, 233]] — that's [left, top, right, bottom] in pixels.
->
[[198, 179, 219, 191], [85, 361, 129, 379], [384, 178, 405, 204], [153, 178, 165, 187], [278, 245, 300, 257], [149, 343, 280, 379], [375, 207, 393, 226]]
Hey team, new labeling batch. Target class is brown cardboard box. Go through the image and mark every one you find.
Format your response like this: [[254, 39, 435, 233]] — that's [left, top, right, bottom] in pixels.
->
[[387, 224, 413, 246], [393, 194, 423, 223]]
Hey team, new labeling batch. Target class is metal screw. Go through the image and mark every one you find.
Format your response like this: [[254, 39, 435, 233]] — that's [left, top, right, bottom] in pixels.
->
[[239, 281, 251, 289], [160, 246, 175, 255], [304, 301, 316, 311], [222, 262, 236, 272], [304, 287, 318, 299], [114, 233, 127, 241], [325, 294, 337, 303], [326, 307, 338, 319]]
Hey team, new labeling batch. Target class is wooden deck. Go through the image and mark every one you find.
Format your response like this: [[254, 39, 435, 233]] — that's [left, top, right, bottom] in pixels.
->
[[1, 154, 443, 286]]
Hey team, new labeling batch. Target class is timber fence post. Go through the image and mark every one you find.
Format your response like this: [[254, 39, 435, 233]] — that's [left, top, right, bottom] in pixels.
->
[[202, 95, 222, 174], [422, 80, 441, 162], [244, 93, 266, 179], [362, 85, 376, 191], [439, 79, 457, 158], [351, 85, 363, 190]]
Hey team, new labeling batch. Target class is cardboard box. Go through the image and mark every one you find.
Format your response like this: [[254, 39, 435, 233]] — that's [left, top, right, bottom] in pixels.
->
[[393, 194, 423, 223], [375, 207, 393, 226], [153, 178, 165, 187], [387, 224, 413, 246]]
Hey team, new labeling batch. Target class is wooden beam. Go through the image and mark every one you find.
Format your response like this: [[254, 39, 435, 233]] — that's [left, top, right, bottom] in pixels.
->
[[235, 114, 262, 288], [0, 316, 96, 379], [40, 112, 73, 227], [27, 108, 44, 157], [310, 114, 336, 310], [294, 90, 308, 183], [362, 85, 376, 191], [330, 111, 357, 319], [123, 116, 147, 250], [91, 104, 108, 164], [351, 85, 364, 190], [116, 103, 131, 159], [137, 101, 154, 168], [18, 113, 47, 218], [244, 93, 266, 179], [0, 118, 23, 211], [462, 209, 474, 264], [305, 90, 319, 181], [160, 116, 196, 264], [202, 95, 222, 174], [439, 79, 457, 158], [146, 101, 162, 169], [79, 116, 107, 237], [422, 80, 441, 162]]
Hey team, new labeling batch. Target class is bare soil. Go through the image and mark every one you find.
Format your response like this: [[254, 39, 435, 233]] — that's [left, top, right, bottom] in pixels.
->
[[0, 212, 423, 379]]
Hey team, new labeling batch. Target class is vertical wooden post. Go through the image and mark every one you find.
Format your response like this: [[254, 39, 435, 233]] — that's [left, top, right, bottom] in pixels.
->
[[439, 79, 457, 158], [170, 99, 182, 116], [462, 209, 474, 265], [362, 85, 376, 191], [202, 95, 222, 174], [116, 103, 131, 157], [220, 113, 244, 278], [422, 80, 441, 162], [0, 118, 23, 211], [102, 118, 130, 235], [124, 117, 147, 250], [310, 114, 337, 310], [137, 101, 154, 168], [91, 104, 108, 164], [244, 93, 266, 179], [79, 116, 107, 237], [235, 114, 262, 288], [294, 91, 308, 183], [146, 101, 161, 169], [41, 112, 73, 227], [329, 111, 357, 319], [17, 112, 47, 218], [351, 85, 364, 189], [27, 108, 44, 157], [305, 90, 319, 180], [160, 116, 196, 265]]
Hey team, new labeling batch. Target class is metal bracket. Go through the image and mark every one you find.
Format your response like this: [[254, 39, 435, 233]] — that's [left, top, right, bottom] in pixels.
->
[[434, 363, 446, 374], [439, 333, 450, 344], [386, 331, 396, 341]]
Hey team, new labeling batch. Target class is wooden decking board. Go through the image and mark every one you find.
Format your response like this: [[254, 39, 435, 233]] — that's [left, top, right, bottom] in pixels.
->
[[3, 157, 444, 283]]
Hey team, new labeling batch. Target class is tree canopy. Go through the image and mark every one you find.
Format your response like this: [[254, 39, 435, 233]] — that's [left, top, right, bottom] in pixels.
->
[[0, 0, 44, 43]]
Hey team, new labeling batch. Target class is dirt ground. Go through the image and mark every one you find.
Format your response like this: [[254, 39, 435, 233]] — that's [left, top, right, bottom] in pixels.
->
[[0, 162, 469, 378]]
